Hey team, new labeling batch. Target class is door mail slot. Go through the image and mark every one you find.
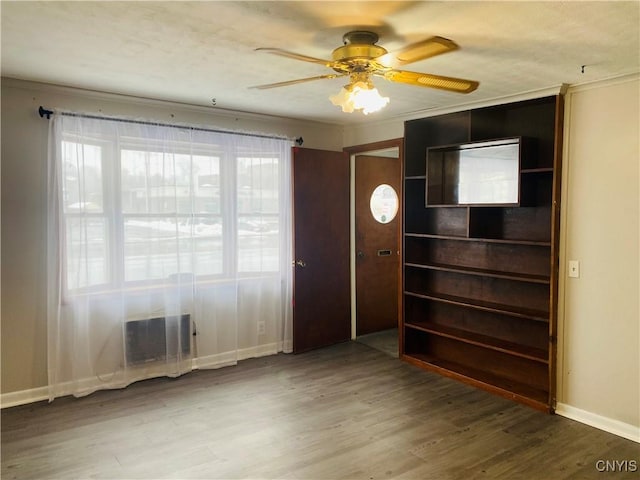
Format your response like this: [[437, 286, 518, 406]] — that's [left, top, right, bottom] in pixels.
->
[[377, 249, 392, 256]]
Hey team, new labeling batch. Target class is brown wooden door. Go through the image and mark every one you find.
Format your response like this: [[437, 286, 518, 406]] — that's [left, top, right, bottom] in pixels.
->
[[355, 153, 401, 336], [292, 147, 350, 353]]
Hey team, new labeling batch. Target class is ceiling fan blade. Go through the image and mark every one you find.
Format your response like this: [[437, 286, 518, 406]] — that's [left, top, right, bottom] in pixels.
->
[[387, 36, 459, 66], [255, 48, 332, 66], [383, 70, 479, 93], [250, 74, 347, 90]]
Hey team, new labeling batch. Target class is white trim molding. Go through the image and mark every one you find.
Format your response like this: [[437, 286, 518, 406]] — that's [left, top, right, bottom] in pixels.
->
[[0, 386, 50, 409], [556, 403, 640, 443], [192, 342, 283, 370]]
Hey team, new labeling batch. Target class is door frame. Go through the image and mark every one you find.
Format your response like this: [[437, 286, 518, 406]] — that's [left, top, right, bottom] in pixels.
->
[[344, 138, 404, 339]]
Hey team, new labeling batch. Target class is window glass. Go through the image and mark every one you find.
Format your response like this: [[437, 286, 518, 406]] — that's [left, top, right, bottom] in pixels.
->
[[62, 142, 103, 213], [370, 184, 399, 224], [121, 150, 221, 215], [66, 218, 108, 289], [237, 157, 280, 272], [193, 154, 221, 214]]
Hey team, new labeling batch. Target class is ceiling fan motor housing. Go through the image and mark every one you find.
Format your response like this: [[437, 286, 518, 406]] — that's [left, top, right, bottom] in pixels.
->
[[331, 43, 387, 61], [333, 31, 387, 60], [331, 31, 388, 73]]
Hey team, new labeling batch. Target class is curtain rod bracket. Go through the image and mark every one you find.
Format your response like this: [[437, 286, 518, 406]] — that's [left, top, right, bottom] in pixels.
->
[[39, 106, 53, 119]]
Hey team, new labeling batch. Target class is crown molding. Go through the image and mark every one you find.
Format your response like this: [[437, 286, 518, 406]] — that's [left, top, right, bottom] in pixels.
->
[[565, 72, 640, 94], [1, 76, 338, 129]]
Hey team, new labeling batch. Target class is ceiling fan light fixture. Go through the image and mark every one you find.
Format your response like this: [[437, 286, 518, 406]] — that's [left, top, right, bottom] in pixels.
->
[[254, 30, 478, 112], [329, 78, 389, 115]]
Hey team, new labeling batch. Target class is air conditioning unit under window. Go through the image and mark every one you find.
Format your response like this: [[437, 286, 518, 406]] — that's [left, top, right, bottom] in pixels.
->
[[124, 314, 191, 366]]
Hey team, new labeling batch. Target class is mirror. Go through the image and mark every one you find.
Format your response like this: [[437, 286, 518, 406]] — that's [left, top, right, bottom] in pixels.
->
[[426, 138, 522, 206]]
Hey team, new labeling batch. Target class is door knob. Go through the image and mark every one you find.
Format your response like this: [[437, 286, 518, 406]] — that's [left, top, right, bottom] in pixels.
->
[[294, 259, 307, 268]]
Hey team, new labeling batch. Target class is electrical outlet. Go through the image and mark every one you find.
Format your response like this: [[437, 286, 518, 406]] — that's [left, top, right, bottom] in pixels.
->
[[257, 321, 266, 335], [568, 260, 580, 278]]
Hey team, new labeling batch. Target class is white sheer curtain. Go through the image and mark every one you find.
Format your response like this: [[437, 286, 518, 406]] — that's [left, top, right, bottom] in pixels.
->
[[47, 113, 293, 400]]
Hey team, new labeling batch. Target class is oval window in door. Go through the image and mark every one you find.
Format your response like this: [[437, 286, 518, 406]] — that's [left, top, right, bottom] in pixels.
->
[[369, 184, 399, 224]]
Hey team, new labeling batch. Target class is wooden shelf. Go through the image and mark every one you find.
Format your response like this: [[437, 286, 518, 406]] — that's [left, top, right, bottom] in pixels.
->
[[401, 353, 551, 411], [404, 291, 549, 322], [405, 322, 548, 363], [404, 262, 550, 284], [402, 95, 562, 411], [521, 167, 553, 174], [404, 232, 551, 247], [468, 207, 552, 243]]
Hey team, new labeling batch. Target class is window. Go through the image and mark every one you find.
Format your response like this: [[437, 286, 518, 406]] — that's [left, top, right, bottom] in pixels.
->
[[49, 114, 294, 400], [61, 136, 287, 293]]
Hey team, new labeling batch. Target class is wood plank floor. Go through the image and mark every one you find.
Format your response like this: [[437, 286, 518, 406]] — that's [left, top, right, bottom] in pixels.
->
[[2, 340, 638, 479], [356, 329, 399, 358]]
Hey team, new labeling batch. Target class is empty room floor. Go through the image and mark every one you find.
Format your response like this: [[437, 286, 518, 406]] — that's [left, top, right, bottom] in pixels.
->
[[2, 340, 638, 479]]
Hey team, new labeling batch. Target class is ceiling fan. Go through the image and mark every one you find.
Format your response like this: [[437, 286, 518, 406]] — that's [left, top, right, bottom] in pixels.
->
[[251, 31, 479, 114]]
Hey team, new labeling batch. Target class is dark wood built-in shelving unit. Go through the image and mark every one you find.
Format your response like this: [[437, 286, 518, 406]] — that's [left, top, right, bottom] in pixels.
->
[[401, 96, 563, 412]]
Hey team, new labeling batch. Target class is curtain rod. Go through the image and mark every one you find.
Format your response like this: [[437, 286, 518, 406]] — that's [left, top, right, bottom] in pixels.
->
[[38, 106, 304, 145]]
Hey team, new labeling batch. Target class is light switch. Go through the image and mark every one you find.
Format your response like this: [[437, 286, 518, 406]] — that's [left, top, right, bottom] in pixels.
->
[[568, 260, 580, 278]]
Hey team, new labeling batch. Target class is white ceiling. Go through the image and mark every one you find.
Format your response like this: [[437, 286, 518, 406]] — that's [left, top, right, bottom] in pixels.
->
[[2, 1, 638, 125]]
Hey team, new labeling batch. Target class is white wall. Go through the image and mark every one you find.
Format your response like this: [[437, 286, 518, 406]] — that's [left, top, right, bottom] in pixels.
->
[[556, 75, 639, 441], [0, 78, 343, 397], [343, 117, 404, 147]]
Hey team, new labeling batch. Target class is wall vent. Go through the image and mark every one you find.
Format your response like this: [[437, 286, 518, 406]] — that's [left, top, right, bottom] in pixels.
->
[[125, 314, 191, 366]]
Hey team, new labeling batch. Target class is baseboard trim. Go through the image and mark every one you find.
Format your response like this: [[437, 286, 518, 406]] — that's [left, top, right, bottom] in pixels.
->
[[238, 342, 281, 361], [555, 402, 640, 443], [0, 386, 50, 409], [193, 342, 282, 369], [1, 344, 286, 409]]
